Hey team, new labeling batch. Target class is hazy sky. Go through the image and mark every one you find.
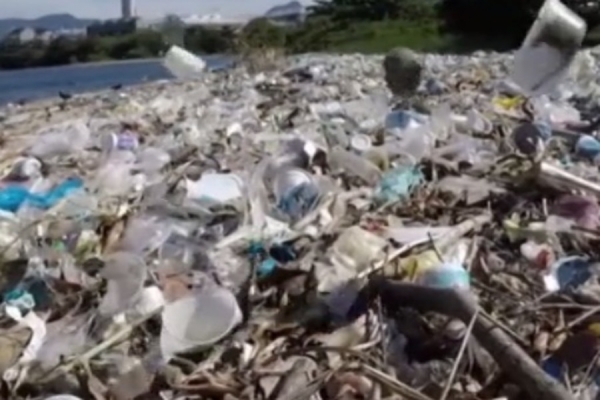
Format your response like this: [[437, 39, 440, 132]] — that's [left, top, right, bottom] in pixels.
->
[[1, 0, 303, 19]]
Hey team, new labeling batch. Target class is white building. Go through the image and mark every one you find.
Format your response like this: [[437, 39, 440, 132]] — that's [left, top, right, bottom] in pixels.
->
[[121, 0, 135, 19]]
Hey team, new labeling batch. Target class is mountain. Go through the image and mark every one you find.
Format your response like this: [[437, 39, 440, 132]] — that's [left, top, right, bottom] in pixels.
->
[[264, 1, 305, 18], [0, 14, 97, 37]]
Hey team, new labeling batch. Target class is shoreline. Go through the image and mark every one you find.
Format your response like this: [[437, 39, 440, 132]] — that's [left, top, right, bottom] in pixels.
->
[[0, 57, 163, 73], [58, 57, 163, 68], [0, 53, 234, 73]]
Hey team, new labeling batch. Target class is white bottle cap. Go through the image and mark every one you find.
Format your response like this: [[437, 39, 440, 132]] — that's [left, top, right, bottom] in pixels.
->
[[350, 134, 372, 153]]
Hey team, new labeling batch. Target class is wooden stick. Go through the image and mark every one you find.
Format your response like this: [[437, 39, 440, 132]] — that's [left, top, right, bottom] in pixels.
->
[[368, 279, 574, 400]]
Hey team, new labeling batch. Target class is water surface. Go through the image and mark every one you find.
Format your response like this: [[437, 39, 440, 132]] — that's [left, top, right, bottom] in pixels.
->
[[0, 55, 231, 105]]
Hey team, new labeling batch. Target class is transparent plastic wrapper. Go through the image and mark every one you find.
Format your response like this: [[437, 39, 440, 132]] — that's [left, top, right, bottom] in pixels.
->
[[0, 217, 21, 260], [330, 226, 387, 273], [160, 285, 242, 360], [395, 125, 435, 163], [386, 225, 453, 244], [163, 45, 206, 80], [464, 109, 493, 134], [135, 147, 171, 175], [570, 50, 596, 85], [316, 226, 387, 292], [108, 356, 154, 400], [429, 103, 454, 140], [329, 148, 382, 185], [120, 216, 174, 255], [36, 313, 93, 370], [176, 121, 205, 148], [341, 94, 389, 129], [129, 286, 165, 319], [385, 110, 426, 133], [91, 161, 133, 197], [98, 252, 147, 316], [434, 133, 497, 166], [48, 191, 98, 219], [248, 157, 271, 231], [28, 120, 91, 159], [529, 96, 581, 125], [207, 247, 252, 290]]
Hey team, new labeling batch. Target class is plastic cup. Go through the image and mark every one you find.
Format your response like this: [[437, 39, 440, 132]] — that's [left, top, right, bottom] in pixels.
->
[[163, 45, 206, 80], [160, 285, 242, 359], [45, 396, 83, 400]]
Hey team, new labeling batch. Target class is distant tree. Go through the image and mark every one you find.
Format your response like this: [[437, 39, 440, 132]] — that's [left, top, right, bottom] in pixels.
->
[[41, 37, 78, 65], [184, 26, 234, 54], [239, 18, 286, 50], [160, 14, 185, 47], [309, 0, 410, 22], [437, 0, 600, 42]]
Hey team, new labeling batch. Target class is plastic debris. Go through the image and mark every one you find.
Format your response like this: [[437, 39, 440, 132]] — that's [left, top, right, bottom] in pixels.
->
[[4, 7, 600, 398]]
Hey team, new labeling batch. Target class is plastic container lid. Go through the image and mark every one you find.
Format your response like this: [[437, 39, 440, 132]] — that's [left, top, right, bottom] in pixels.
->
[[350, 134, 372, 153]]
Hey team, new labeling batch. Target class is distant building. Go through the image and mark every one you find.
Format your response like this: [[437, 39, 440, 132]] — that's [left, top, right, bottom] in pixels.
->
[[264, 1, 306, 26], [87, 18, 138, 37], [122, 0, 135, 19], [181, 14, 248, 28], [55, 28, 87, 38], [4, 27, 54, 43]]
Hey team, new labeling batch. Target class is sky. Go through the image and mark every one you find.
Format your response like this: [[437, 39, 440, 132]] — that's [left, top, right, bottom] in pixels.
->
[[0, 0, 305, 19]]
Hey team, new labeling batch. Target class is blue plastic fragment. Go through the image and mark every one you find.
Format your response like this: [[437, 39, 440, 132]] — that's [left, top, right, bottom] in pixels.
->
[[270, 243, 296, 263], [4, 287, 35, 311], [419, 262, 470, 289], [258, 258, 278, 276], [542, 356, 563, 381], [375, 166, 424, 203], [553, 256, 592, 290], [277, 182, 320, 221], [575, 135, 600, 160], [248, 241, 265, 256]]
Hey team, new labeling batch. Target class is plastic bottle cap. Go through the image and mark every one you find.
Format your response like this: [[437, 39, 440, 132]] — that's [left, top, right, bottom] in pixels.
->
[[22, 158, 42, 177], [303, 140, 317, 159], [350, 134, 372, 153]]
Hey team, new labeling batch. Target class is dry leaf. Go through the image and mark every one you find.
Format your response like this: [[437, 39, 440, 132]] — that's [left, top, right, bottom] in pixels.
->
[[0, 327, 32, 375]]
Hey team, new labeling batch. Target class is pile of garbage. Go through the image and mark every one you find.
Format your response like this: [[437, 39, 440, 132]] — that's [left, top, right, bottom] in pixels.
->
[[5, 1, 600, 399]]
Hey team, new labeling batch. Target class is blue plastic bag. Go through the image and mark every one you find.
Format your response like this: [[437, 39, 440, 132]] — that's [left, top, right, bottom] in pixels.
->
[[0, 177, 83, 212]]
